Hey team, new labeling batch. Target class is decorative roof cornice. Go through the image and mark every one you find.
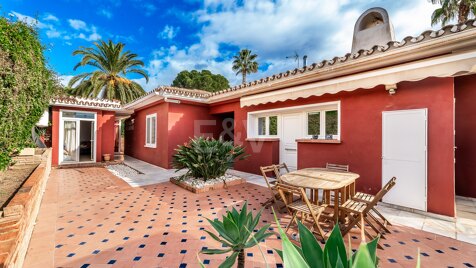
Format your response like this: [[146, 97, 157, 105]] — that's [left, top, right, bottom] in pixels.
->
[[50, 96, 122, 110]]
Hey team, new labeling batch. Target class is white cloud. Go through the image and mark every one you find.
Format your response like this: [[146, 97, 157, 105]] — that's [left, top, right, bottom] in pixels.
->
[[143, 3, 157, 16], [68, 19, 88, 31], [98, 8, 113, 19], [159, 25, 180, 40], [43, 13, 59, 22], [59, 75, 74, 87], [10, 11, 48, 28], [46, 28, 62, 38], [138, 0, 442, 88]]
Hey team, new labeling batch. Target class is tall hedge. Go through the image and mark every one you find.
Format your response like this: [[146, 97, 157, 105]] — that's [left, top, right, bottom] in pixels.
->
[[0, 16, 58, 169]]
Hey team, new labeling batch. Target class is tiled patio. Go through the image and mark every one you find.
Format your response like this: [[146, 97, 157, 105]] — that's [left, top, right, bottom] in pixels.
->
[[24, 167, 476, 268]]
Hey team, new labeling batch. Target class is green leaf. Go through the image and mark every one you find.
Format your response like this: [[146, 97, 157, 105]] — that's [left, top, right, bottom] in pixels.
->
[[200, 248, 232, 255], [223, 215, 240, 242], [297, 220, 324, 268], [324, 224, 347, 266], [351, 243, 376, 268], [218, 251, 239, 268], [272, 208, 310, 268], [204, 230, 232, 247]]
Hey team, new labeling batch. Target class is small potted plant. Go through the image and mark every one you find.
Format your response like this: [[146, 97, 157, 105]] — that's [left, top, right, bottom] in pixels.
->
[[103, 153, 111, 161]]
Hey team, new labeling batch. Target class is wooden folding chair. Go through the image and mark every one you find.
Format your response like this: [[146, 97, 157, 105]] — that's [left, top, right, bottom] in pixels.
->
[[274, 163, 290, 180], [352, 177, 397, 232], [323, 163, 350, 204], [260, 165, 281, 208], [339, 177, 397, 245], [276, 182, 328, 241]]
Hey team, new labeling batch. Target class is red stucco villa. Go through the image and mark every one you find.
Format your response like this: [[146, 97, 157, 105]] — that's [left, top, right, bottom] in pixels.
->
[[46, 9, 476, 218]]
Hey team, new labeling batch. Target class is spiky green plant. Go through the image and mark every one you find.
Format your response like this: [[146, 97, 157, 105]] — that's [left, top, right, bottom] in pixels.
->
[[172, 137, 247, 181], [273, 210, 379, 268], [200, 202, 274, 268]]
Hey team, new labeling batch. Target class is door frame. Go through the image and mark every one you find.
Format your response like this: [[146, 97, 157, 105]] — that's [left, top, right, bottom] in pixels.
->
[[279, 113, 304, 170], [59, 109, 97, 164], [382, 108, 428, 211]]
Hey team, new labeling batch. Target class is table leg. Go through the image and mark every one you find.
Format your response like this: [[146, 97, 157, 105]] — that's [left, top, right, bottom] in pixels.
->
[[334, 189, 340, 223]]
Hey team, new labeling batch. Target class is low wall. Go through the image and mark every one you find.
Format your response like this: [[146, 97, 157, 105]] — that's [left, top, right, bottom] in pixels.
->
[[0, 149, 52, 268]]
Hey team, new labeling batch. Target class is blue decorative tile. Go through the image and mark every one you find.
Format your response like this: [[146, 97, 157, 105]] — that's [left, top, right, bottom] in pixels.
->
[[180, 250, 187, 254], [203, 259, 210, 264], [79, 242, 86, 245], [200, 236, 206, 240], [464, 263, 474, 268], [276, 264, 283, 268], [123, 237, 129, 240], [144, 234, 150, 238], [107, 260, 116, 264], [181, 239, 187, 242], [179, 264, 187, 268], [160, 241, 167, 245], [421, 252, 429, 257], [92, 250, 100, 254], [449, 247, 458, 251], [436, 249, 444, 254], [247, 253, 253, 257], [157, 253, 165, 257], [405, 255, 413, 260], [101, 239, 108, 243], [267, 250, 273, 254], [139, 244, 146, 248], [67, 253, 75, 257], [116, 247, 123, 251], [55, 244, 63, 248], [80, 264, 90, 268], [133, 256, 141, 261], [388, 259, 397, 263]]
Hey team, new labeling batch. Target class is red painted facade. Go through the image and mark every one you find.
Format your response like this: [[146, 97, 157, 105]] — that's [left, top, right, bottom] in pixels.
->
[[122, 75, 476, 217], [51, 106, 116, 166], [455, 74, 476, 198], [125, 101, 223, 169]]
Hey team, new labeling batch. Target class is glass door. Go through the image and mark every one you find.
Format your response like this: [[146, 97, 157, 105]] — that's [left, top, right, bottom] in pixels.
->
[[63, 120, 78, 162], [79, 120, 95, 162]]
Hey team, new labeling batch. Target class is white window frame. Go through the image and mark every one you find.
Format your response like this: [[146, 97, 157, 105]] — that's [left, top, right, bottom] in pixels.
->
[[145, 113, 157, 148], [256, 115, 279, 137], [247, 101, 341, 140]]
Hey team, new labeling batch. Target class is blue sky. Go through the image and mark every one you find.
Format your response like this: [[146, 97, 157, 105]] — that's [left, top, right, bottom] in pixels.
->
[[2, 0, 443, 91]]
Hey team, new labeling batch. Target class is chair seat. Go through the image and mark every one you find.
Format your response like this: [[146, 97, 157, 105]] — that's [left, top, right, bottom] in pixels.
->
[[340, 199, 367, 213], [288, 201, 325, 214], [353, 192, 375, 203]]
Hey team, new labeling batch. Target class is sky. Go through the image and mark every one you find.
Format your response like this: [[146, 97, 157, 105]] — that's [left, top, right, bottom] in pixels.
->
[[2, 0, 443, 91]]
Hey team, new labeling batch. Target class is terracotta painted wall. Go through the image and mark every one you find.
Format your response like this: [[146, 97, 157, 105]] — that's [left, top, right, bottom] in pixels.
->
[[125, 102, 170, 168], [51, 106, 116, 166], [125, 101, 223, 169], [455, 74, 476, 198], [210, 77, 455, 216]]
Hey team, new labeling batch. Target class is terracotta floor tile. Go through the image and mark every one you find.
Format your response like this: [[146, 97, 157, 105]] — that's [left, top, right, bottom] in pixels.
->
[[22, 167, 476, 268]]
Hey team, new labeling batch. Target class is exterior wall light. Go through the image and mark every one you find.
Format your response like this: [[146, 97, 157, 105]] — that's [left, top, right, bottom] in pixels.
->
[[385, 84, 397, 95]]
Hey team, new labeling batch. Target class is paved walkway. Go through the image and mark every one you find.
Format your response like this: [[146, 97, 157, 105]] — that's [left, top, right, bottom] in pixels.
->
[[24, 167, 476, 267], [115, 156, 476, 245]]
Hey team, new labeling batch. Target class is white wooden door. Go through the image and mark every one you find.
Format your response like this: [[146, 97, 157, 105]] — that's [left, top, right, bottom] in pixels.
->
[[382, 109, 427, 211], [280, 114, 302, 170]]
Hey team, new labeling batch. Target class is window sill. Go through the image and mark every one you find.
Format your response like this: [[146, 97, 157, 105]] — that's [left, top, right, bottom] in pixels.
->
[[144, 144, 157, 148], [296, 139, 341, 144], [246, 138, 280, 142]]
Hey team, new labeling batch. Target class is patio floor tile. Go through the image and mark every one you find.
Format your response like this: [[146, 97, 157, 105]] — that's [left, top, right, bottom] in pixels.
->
[[23, 167, 476, 267]]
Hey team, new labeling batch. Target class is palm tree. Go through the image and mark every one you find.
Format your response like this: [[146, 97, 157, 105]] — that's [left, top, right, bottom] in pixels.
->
[[430, 0, 476, 26], [68, 40, 149, 103], [232, 49, 258, 84]]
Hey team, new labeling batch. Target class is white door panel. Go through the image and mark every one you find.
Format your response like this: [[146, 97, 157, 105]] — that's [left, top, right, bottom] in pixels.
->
[[382, 109, 427, 211], [280, 114, 302, 170]]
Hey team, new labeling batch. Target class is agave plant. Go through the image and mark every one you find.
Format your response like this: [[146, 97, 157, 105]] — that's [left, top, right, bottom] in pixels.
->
[[172, 136, 247, 181], [273, 209, 379, 268], [200, 202, 274, 268]]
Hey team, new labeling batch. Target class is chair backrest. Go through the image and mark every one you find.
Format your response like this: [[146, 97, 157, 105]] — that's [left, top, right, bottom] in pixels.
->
[[326, 163, 349, 172], [276, 182, 318, 216], [260, 165, 279, 189], [274, 163, 290, 181], [364, 177, 397, 212]]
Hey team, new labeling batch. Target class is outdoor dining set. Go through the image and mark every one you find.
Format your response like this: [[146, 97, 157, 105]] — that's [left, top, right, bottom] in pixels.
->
[[260, 163, 397, 246]]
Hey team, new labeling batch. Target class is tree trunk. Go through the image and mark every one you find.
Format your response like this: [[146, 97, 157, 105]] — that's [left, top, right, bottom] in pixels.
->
[[458, 3, 470, 24], [237, 249, 245, 268], [242, 72, 246, 84]]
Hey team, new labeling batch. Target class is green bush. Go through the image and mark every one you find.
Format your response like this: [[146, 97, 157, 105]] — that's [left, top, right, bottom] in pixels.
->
[[172, 136, 247, 181], [0, 16, 59, 169]]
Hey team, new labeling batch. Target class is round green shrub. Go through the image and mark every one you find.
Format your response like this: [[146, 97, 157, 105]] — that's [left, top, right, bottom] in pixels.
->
[[172, 136, 247, 181]]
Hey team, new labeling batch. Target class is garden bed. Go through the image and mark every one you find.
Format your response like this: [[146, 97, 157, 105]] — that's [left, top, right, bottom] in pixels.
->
[[170, 174, 246, 193]]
